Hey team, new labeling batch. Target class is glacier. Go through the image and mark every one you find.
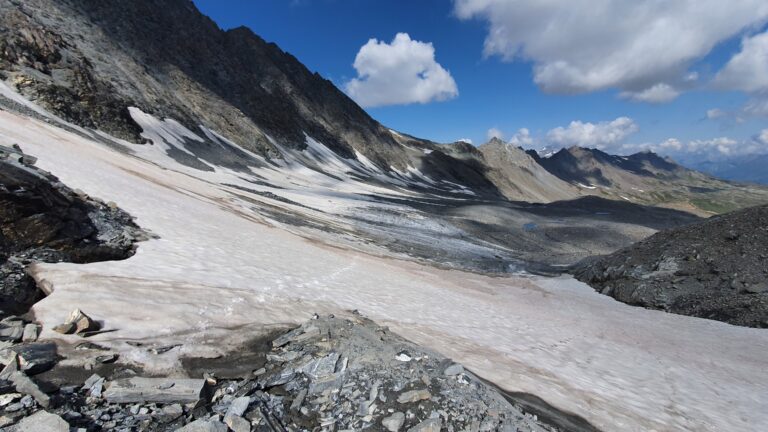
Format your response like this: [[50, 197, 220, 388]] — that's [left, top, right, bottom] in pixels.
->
[[0, 99, 766, 431]]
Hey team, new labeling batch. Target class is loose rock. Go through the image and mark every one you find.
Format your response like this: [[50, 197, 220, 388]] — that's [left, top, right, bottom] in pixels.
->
[[16, 410, 69, 432]]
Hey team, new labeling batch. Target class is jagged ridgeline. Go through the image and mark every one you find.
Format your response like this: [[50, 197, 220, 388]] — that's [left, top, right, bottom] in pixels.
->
[[2, 0, 768, 214]]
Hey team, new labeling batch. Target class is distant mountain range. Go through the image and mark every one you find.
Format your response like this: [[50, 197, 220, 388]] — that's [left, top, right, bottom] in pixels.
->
[[686, 155, 768, 186], [2, 0, 768, 215]]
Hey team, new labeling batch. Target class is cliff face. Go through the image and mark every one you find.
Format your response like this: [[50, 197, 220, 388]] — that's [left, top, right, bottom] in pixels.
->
[[0, 0, 413, 168]]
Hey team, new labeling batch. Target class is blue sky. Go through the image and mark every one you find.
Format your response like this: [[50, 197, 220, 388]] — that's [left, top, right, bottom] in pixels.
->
[[193, 0, 768, 161]]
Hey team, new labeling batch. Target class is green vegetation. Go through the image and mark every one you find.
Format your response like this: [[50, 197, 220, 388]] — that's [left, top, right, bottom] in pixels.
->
[[690, 198, 740, 214]]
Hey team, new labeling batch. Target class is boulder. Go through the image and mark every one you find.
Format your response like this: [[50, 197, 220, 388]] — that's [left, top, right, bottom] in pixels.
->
[[21, 324, 39, 342], [16, 410, 68, 432], [382, 412, 405, 432], [176, 418, 228, 432], [157, 403, 183, 423], [408, 418, 442, 432], [443, 363, 464, 376], [103, 377, 205, 404], [745, 282, 768, 294], [0, 343, 57, 375], [9, 372, 50, 407], [68, 309, 101, 334], [225, 396, 251, 420], [224, 415, 250, 432], [52, 322, 76, 335], [0, 321, 24, 343]]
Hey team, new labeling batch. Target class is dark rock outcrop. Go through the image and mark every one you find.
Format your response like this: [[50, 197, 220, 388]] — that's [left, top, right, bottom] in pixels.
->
[[0, 144, 143, 316], [573, 204, 768, 328], [1, 315, 587, 431]]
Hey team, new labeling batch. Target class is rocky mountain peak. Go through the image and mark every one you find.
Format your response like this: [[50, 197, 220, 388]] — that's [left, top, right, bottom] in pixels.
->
[[486, 136, 506, 146]]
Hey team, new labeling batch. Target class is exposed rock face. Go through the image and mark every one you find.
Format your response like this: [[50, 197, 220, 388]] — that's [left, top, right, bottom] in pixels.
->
[[0, 0, 502, 196], [477, 138, 581, 202], [2, 0, 768, 211], [0, 144, 143, 316], [573, 204, 768, 328]]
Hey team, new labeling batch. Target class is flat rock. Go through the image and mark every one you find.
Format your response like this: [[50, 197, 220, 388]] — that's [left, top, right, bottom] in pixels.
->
[[158, 403, 183, 423], [16, 410, 69, 432], [103, 377, 205, 404], [302, 352, 340, 380], [21, 324, 39, 342], [0, 342, 57, 375], [308, 372, 344, 395], [225, 396, 251, 419], [259, 369, 295, 388], [745, 283, 768, 294], [407, 418, 442, 432], [443, 364, 464, 376], [52, 322, 76, 335], [9, 372, 50, 407], [224, 415, 251, 432], [272, 325, 320, 348], [176, 418, 228, 432], [397, 389, 431, 404], [0, 322, 24, 343], [382, 412, 405, 432]]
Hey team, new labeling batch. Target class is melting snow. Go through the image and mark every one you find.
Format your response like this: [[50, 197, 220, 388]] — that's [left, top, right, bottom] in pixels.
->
[[576, 182, 597, 190], [0, 106, 766, 432]]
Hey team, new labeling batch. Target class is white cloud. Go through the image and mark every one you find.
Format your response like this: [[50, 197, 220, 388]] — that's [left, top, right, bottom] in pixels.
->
[[715, 31, 768, 93], [546, 117, 639, 150], [706, 108, 727, 120], [344, 33, 458, 107], [742, 93, 768, 117], [454, 0, 768, 101], [686, 137, 741, 156], [757, 129, 768, 145], [486, 128, 504, 141], [457, 138, 473, 144], [624, 135, 768, 161], [620, 83, 680, 104], [508, 128, 534, 147]]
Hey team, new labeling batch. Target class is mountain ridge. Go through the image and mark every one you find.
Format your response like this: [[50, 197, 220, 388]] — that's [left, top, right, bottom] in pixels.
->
[[1, 0, 767, 214]]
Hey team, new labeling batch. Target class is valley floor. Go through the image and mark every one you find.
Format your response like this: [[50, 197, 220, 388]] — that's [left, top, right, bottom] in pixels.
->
[[1, 110, 767, 432]]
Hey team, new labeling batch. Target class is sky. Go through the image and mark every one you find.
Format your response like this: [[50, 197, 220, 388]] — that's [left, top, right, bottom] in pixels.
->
[[192, 0, 768, 163]]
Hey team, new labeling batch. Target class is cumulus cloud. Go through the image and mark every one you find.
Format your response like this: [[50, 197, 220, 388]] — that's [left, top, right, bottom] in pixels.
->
[[508, 128, 534, 147], [620, 84, 680, 104], [715, 31, 768, 93], [498, 120, 767, 161], [756, 129, 768, 145], [344, 33, 458, 107], [454, 0, 768, 101], [623, 134, 768, 162], [546, 117, 639, 150], [486, 128, 504, 141]]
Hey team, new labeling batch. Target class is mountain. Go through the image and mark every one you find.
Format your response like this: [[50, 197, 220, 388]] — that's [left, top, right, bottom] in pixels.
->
[[2, 0, 768, 216], [1, 2, 768, 431], [573, 204, 768, 328], [477, 138, 581, 202], [536, 146, 768, 215], [0, 0, 500, 195], [690, 154, 768, 185]]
